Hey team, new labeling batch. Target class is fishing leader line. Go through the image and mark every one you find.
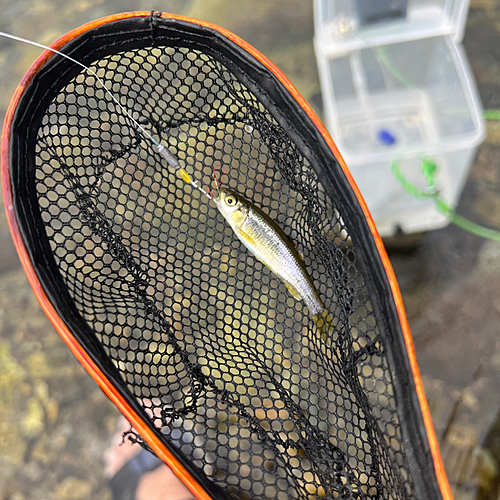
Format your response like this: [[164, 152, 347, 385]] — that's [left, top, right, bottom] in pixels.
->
[[0, 30, 212, 200]]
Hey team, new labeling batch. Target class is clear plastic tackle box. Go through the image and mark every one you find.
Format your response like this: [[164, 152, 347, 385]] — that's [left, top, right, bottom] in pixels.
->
[[314, 0, 485, 236]]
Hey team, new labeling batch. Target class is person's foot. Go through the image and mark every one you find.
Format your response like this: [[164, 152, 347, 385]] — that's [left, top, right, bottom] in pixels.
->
[[104, 417, 195, 500]]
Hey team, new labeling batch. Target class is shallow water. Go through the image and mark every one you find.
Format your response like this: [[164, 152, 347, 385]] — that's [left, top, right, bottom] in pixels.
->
[[0, 0, 499, 499]]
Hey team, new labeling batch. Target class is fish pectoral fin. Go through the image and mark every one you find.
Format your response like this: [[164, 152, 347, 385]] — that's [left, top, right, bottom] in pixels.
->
[[235, 227, 258, 249], [285, 282, 302, 301]]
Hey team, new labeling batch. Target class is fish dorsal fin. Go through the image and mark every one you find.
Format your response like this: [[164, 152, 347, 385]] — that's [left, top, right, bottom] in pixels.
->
[[285, 282, 302, 301]]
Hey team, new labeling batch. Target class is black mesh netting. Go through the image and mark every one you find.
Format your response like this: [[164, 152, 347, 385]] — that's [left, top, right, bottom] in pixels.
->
[[6, 14, 443, 500]]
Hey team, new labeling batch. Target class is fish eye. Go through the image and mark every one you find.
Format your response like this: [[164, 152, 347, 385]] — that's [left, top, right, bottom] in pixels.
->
[[225, 196, 237, 206]]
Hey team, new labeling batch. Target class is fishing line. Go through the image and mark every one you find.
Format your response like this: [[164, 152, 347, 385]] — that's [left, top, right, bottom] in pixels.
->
[[0, 30, 212, 200]]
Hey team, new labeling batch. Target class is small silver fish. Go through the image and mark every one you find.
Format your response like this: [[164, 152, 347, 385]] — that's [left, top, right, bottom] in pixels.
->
[[213, 187, 332, 339]]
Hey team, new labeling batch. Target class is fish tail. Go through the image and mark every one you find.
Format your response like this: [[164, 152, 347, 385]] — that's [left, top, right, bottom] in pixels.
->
[[312, 309, 334, 342]]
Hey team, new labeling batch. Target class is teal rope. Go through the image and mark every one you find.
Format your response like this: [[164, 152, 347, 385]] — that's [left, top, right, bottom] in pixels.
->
[[390, 159, 500, 241]]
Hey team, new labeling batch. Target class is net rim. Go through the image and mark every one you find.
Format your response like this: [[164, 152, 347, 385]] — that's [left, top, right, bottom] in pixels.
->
[[1, 11, 452, 500]]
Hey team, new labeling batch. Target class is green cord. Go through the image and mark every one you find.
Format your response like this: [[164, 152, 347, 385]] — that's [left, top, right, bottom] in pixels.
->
[[420, 158, 438, 188], [390, 160, 428, 200], [484, 109, 500, 120], [390, 159, 500, 241], [373, 47, 500, 121], [374, 47, 500, 239], [375, 47, 414, 88]]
